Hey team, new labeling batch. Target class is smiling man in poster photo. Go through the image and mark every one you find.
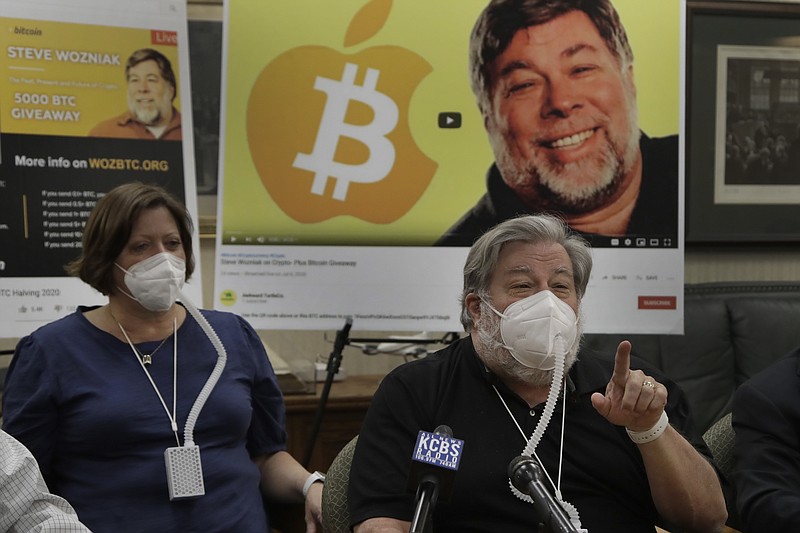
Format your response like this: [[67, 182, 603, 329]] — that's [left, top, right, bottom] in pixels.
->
[[89, 48, 182, 141], [437, 0, 678, 247]]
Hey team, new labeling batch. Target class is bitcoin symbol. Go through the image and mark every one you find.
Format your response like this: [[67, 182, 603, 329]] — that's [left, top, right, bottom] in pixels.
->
[[293, 62, 399, 201]]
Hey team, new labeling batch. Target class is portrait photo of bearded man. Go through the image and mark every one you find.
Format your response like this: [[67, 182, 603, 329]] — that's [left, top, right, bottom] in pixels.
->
[[437, 0, 678, 247], [89, 48, 182, 141]]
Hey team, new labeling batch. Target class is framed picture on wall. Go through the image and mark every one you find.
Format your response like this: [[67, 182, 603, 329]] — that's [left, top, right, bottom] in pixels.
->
[[686, 0, 800, 243]]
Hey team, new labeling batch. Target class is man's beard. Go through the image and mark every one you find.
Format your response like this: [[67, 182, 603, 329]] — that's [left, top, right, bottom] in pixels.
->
[[128, 90, 171, 126], [475, 300, 582, 387], [492, 98, 641, 214]]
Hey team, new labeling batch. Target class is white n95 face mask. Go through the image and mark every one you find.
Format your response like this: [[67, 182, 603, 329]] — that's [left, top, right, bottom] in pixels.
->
[[116, 252, 185, 312], [485, 290, 578, 370]]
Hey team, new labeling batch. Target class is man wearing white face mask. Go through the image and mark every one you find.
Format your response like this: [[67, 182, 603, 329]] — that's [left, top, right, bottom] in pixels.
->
[[349, 214, 727, 533], [3, 183, 323, 532]]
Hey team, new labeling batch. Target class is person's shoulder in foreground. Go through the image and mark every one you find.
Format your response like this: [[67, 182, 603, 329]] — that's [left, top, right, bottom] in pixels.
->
[[0, 429, 91, 532], [732, 346, 800, 531]]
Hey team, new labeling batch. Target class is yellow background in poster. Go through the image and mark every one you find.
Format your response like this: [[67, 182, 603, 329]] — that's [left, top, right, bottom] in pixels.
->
[[0, 17, 181, 137], [222, 0, 680, 245]]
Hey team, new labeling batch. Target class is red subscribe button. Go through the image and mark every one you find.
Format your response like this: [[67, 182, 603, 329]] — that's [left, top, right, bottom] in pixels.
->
[[638, 296, 677, 310]]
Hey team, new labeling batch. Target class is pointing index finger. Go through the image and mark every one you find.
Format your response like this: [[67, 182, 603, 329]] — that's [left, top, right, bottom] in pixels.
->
[[612, 340, 632, 385]]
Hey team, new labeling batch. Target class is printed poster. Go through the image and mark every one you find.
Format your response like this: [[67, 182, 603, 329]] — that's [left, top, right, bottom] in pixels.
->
[[216, 0, 685, 333], [0, 0, 201, 338]]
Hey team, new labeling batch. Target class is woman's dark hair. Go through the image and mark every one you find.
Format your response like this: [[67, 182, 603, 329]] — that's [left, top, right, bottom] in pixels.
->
[[65, 182, 194, 295]]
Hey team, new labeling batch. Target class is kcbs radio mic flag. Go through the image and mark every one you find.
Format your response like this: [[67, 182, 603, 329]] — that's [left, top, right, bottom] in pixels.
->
[[406, 425, 464, 502]]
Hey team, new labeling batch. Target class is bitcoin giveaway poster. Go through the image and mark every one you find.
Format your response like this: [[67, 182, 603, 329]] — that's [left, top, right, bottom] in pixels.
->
[[0, 0, 201, 338], [216, 0, 685, 333]]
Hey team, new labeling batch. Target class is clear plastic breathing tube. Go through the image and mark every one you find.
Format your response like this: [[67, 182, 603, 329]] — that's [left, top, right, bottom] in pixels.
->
[[509, 335, 586, 531], [179, 290, 227, 447], [521, 335, 566, 458]]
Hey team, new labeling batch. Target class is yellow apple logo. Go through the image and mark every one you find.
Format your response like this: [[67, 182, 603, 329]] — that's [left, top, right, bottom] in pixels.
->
[[246, 0, 437, 223]]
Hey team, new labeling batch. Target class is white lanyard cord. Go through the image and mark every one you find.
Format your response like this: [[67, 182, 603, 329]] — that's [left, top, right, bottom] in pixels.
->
[[492, 339, 586, 531], [118, 318, 180, 447], [556, 381, 567, 497], [493, 383, 565, 495], [172, 323, 177, 435]]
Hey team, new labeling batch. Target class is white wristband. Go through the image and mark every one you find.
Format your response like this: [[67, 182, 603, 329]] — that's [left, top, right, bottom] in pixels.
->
[[302, 471, 326, 498], [626, 411, 669, 444]]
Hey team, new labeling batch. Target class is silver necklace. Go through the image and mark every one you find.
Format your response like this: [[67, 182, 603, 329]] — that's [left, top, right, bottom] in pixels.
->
[[110, 309, 172, 366], [127, 333, 170, 366]]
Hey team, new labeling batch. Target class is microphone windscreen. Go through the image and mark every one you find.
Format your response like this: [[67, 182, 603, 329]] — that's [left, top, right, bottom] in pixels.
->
[[508, 455, 544, 495], [433, 425, 453, 438]]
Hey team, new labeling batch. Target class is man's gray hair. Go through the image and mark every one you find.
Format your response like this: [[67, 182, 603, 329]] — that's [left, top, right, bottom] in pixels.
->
[[469, 0, 634, 115], [459, 214, 592, 331]]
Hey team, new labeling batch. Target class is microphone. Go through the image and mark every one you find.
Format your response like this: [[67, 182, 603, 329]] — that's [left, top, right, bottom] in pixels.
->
[[407, 425, 464, 533], [508, 456, 578, 533], [326, 316, 352, 375], [302, 317, 352, 467]]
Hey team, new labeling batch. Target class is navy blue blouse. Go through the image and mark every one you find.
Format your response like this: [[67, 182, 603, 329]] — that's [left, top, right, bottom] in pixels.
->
[[3, 305, 286, 532]]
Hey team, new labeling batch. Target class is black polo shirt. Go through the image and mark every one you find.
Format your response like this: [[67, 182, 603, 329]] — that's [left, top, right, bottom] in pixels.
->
[[348, 336, 710, 533]]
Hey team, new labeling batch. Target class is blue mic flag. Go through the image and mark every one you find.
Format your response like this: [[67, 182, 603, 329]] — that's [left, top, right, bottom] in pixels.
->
[[406, 426, 464, 502]]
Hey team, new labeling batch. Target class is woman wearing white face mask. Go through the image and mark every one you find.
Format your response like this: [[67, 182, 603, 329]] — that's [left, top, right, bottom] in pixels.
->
[[2, 183, 323, 533]]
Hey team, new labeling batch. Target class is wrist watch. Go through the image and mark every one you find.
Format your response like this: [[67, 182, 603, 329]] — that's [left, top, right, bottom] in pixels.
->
[[302, 470, 326, 498]]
